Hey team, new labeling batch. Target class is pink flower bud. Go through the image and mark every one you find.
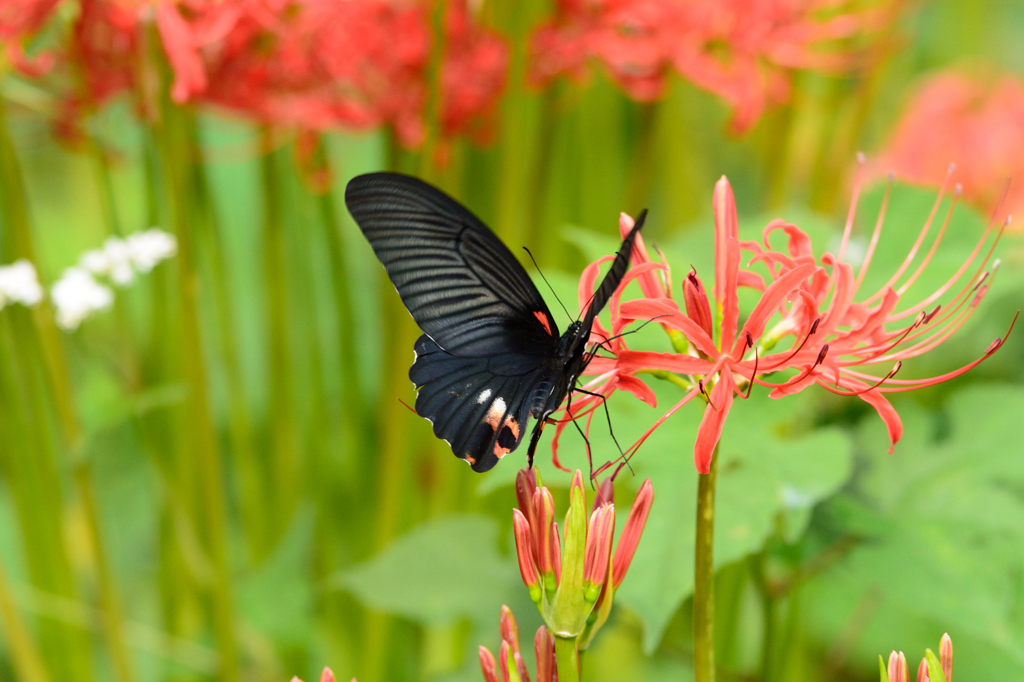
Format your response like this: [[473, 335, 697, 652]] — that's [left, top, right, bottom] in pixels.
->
[[683, 269, 713, 339], [513, 652, 532, 682], [499, 641, 512, 682], [516, 469, 538, 528], [583, 504, 615, 600], [534, 627, 555, 682], [319, 670, 335, 682], [500, 605, 520, 651], [533, 488, 557, 589], [479, 647, 499, 682], [612, 478, 654, 587], [512, 511, 540, 598], [940, 633, 953, 682], [888, 651, 908, 682], [916, 657, 929, 682]]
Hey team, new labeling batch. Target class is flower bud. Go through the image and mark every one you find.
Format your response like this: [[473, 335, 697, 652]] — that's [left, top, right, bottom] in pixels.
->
[[534, 627, 555, 682], [612, 478, 654, 587], [532, 488, 558, 592], [940, 633, 952, 682], [916, 657, 929, 682], [500, 641, 516, 682], [582, 504, 615, 603], [512, 510, 541, 603], [888, 651, 908, 682], [516, 469, 538, 528], [500, 605, 520, 652], [479, 647, 499, 682]]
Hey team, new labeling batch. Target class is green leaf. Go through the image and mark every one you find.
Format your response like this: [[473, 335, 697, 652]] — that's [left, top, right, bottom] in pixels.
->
[[237, 508, 315, 644], [805, 385, 1024, 680], [588, 386, 854, 653], [879, 655, 890, 682], [333, 514, 522, 626]]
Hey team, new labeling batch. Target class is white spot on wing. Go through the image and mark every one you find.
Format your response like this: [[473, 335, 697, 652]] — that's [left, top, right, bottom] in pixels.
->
[[477, 388, 493, 404], [485, 397, 508, 426]]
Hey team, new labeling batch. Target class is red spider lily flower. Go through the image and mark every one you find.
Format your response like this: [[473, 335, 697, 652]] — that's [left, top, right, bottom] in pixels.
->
[[439, 0, 509, 143], [150, 0, 507, 151], [512, 469, 653, 648], [558, 159, 1014, 475], [0, 0, 61, 75], [877, 69, 1024, 227], [156, 0, 430, 146], [51, 0, 144, 142], [529, 0, 894, 133], [479, 607, 557, 682]]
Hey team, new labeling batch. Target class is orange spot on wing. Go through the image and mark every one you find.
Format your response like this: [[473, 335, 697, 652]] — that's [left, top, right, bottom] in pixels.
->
[[534, 311, 553, 335]]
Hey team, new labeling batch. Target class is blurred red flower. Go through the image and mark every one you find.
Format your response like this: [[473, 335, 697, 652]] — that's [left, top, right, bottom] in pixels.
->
[[158, 0, 507, 149], [1, 0, 62, 75], [557, 161, 1013, 475], [877, 69, 1024, 228], [530, 0, 892, 133], [439, 0, 509, 143]]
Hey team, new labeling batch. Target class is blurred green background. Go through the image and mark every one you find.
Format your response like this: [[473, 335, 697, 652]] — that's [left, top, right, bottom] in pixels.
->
[[1, 0, 1023, 681]]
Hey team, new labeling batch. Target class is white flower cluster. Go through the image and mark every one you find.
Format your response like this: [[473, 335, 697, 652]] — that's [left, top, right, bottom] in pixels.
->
[[50, 228, 178, 331], [52, 268, 115, 330], [79, 229, 178, 286], [0, 259, 44, 311]]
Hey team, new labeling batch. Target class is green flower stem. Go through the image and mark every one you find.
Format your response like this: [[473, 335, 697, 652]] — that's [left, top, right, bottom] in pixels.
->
[[694, 445, 719, 682], [158, 98, 239, 681], [188, 127, 265, 558], [260, 129, 300, 541], [554, 635, 581, 682], [0, 557, 49, 682]]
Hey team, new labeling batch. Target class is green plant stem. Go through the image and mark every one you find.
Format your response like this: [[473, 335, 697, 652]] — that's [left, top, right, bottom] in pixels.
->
[[158, 100, 239, 681], [261, 129, 299, 540], [0, 558, 50, 682], [554, 635, 581, 682], [694, 445, 719, 682], [189, 126, 265, 558]]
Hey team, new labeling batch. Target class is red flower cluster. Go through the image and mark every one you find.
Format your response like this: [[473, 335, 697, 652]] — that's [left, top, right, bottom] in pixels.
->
[[530, 0, 892, 132], [15, 0, 507, 149], [877, 69, 1024, 228], [557, 160, 1013, 474], [158, 0, 506, 147]]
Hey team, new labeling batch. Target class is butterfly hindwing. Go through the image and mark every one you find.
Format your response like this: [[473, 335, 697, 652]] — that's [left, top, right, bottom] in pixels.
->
[[410, 335, 548, 472], [345, 173, 559, 357]]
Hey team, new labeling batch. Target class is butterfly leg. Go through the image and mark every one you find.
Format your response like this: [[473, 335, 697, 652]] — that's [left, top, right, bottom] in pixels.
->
[[526, 421, 546, 469], [571, 387, 633, 477]]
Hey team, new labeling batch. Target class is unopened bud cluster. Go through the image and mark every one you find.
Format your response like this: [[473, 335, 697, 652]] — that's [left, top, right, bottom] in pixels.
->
[[479, 606, 557, 682], [881, 633, 953, 682], [512, 469, 653, 648]]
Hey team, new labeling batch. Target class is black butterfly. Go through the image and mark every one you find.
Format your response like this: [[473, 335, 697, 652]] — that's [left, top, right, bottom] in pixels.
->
[[345, 172, 644, 472]]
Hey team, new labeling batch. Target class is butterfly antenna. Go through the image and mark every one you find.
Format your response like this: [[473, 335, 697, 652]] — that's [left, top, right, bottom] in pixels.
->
[[523, 247, 574, 323]]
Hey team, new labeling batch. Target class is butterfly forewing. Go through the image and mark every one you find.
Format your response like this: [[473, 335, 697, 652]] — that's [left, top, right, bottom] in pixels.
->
[[346, 173, 559, 357], [579, 210, 647, 341]]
